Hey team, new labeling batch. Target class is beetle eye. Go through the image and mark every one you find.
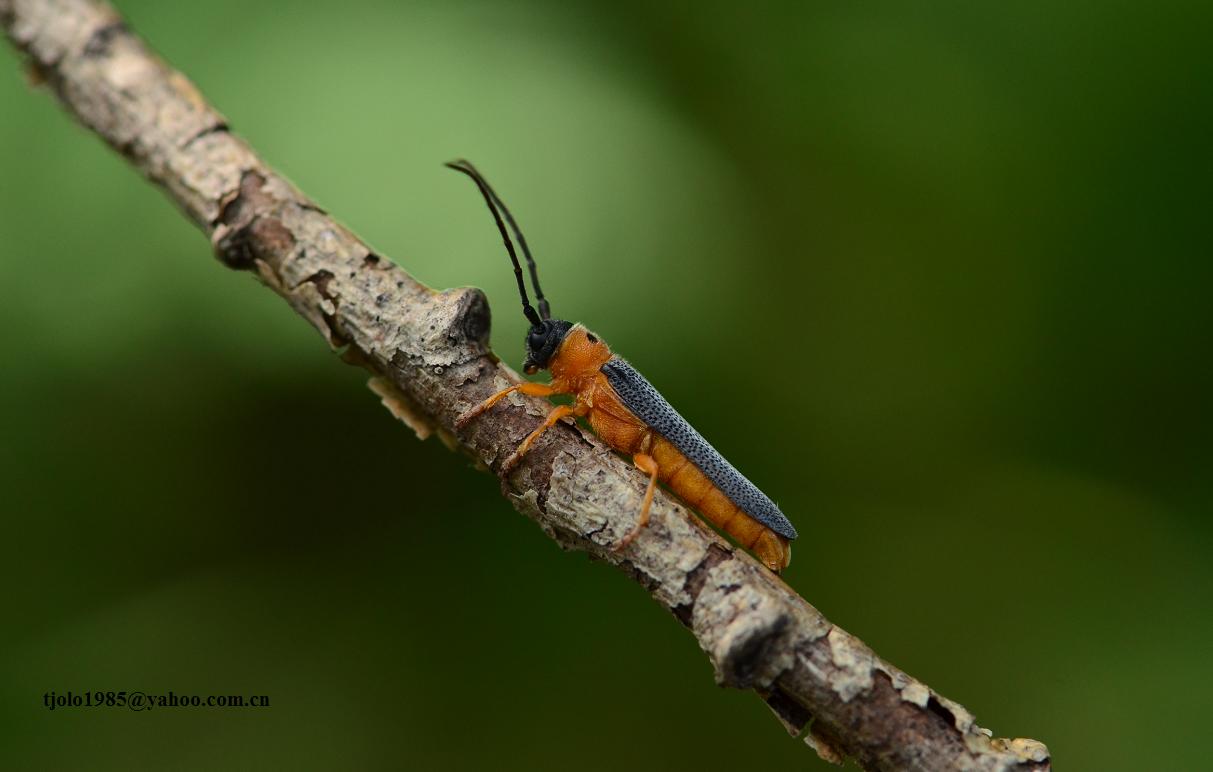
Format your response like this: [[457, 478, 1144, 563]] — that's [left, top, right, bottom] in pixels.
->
[[527, 329, 547, 352]]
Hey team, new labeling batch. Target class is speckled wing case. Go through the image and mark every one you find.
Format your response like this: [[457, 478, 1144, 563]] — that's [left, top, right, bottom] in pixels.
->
[[600, 357, 797, 540]]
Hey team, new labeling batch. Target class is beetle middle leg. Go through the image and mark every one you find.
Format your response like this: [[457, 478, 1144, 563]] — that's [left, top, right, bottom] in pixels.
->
[[613, 453, 659, 551], [500, 402, 589, 474], [456, 381, 562, 429]]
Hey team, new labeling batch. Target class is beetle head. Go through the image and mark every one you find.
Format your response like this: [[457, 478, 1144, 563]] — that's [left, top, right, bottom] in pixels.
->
[[524, 319, 573, 374]]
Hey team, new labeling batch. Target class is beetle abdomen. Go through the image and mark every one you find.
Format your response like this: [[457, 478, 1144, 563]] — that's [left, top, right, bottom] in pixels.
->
[[650, 437, 791, 571]]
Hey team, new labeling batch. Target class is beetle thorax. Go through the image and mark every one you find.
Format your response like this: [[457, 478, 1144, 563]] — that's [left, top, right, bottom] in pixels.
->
[[549, 325, 612, 384]]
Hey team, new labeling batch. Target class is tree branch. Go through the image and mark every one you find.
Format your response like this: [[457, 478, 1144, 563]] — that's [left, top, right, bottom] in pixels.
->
[[2, 1, 1050, 768]]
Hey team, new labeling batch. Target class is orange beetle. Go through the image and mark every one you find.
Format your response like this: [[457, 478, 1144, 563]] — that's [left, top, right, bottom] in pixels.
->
[[449, 161, 796, 572]]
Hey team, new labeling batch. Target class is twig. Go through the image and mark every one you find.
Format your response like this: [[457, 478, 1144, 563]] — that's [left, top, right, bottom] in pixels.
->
[[2, 1, 1050, 768]]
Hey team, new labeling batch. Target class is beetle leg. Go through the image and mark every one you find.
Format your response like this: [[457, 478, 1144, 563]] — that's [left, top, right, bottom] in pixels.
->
[[613, 453, 659, 551], [500, 402, 588, 475], [456, 381, 561, 429]]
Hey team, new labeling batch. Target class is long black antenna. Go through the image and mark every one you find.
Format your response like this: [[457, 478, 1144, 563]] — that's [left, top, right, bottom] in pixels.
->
[[449, 159, 550, 320], [446, 161, 542, 327]]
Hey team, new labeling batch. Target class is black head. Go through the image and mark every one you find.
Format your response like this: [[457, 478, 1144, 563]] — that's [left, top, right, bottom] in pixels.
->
[[523, 319, 573, 374]]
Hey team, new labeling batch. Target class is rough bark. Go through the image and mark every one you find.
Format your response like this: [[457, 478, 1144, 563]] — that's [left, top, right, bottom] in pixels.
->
[[2, 2, 1050, 769]]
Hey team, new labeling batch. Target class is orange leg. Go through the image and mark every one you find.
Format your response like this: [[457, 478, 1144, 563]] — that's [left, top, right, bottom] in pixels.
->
[[613, 453, 659, 551], [500, 402, 588, 474], [456, 381, 561, 429]]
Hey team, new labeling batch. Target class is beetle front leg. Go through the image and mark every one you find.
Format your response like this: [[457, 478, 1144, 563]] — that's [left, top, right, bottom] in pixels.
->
[[456, 381, 561, 429]]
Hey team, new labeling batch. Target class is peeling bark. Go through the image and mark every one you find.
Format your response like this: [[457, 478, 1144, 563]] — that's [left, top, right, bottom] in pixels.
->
[[2, 2, 1050, 769]]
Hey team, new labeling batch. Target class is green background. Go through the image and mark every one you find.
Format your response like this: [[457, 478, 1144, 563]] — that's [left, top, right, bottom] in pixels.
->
[[2, 1, 1210, 769]]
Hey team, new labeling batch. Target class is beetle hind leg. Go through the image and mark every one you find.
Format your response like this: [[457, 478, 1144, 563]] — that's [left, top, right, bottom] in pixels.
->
[[613, 453, 659, 551]]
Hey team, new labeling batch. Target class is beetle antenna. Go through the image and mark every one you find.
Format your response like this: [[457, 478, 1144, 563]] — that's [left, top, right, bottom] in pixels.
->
[[446, 161, 542, 327], [448, 159, 550, 320]]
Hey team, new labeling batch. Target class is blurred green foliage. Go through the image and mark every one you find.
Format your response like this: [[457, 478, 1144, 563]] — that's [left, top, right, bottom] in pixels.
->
[[2, 1, 1210, 769]]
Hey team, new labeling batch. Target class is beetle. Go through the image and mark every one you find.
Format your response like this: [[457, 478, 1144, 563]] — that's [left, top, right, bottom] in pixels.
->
[[447, 160, 797, 572]]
